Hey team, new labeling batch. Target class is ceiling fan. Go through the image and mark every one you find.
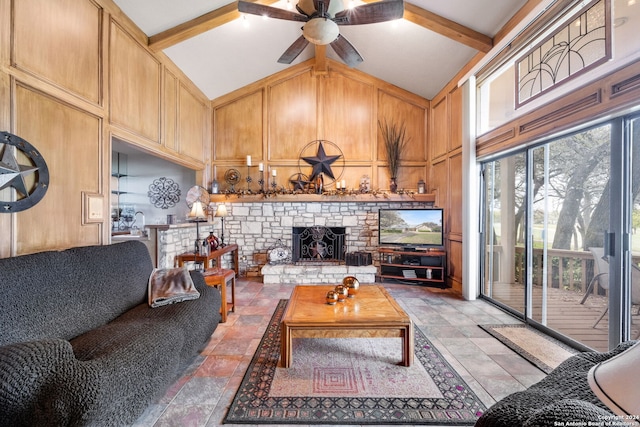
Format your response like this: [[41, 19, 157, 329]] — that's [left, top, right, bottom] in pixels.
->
[[237, 0, 404, 67]]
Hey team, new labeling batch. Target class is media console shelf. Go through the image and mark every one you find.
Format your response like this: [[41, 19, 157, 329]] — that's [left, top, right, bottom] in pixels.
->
[[378, 248, 447, 287]]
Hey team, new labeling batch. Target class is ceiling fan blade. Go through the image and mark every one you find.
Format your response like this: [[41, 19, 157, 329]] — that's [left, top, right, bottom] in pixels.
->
[[330, 34, 363, 67], [278, 35, 310, 64], [334, 0, 404, 25], [238, 1, 308, 22]]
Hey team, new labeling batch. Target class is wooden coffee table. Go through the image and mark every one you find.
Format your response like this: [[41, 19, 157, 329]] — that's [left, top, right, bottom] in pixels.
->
[[280, 285, 414, 368]]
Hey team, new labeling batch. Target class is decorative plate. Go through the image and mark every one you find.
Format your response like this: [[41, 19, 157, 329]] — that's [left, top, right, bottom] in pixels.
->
[[0, 132, 50, 213], [267, 239, 292, 264]]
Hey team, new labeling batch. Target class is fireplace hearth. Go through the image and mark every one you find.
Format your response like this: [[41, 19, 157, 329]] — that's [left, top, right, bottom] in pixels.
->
[[292, 226, 346, 263]]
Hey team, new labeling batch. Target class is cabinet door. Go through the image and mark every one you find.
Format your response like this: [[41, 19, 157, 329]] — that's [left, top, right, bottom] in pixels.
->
[[178, 83, 208, 161]]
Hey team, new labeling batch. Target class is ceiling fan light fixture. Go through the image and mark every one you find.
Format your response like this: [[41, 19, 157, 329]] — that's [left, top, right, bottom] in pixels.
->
[[303, 18, 339, 45]]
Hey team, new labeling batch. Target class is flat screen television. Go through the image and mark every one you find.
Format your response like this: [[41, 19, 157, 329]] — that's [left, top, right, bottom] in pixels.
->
[[378, 208, 444, 249]]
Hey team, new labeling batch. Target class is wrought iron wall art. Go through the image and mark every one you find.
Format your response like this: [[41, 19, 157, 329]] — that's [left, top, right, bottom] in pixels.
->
[[147, 177, 181, 209], [516, 0, 610, 107], [0, 131, 49, 213]]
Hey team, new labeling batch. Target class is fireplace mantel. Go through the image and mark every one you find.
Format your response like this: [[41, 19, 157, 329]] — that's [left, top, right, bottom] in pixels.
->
[[209, 193, 435, 204]]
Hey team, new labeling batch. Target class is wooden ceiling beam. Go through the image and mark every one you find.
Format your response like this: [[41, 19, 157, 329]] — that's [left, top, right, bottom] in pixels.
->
[[395, 2, 493, 53], [148, 0, 279, 51], [148, 0, 493, 53]]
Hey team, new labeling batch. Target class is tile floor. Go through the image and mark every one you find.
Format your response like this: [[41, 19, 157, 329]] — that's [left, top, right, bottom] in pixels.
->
[[132, 279, 548, 427]]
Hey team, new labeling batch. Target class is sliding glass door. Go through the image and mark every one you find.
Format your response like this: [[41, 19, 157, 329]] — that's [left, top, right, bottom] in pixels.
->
[[480, 117, 638, 351], [482, 154, 526, 315], [527, 125, 611, 350]]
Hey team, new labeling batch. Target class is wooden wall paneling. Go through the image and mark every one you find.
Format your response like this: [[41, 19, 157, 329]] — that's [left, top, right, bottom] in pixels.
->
[[449, 152, 463, 238], [177, 82, 207, 162], [268, 71, 317, 161], [448, 240, 463, 293], [163, 68, 178, 152], [109, 20, 161, 144], [213, 90, 263, 161], [322, 71, 375, 160], [15, 83, 102, 253], [430, 96, 448, 160], [429, 158, 448, 210], [449, 87, 463, 151], [377, 90, 428, 163], [12, 0, 102, 106]]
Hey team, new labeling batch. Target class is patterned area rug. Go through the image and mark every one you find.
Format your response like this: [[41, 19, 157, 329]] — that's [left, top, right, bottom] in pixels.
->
[[224, 300, 486, 425], [479, 324, 579, 374]]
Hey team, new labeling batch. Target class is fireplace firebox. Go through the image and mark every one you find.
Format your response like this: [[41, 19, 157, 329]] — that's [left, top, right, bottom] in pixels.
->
[[292, 226, 346, 263]]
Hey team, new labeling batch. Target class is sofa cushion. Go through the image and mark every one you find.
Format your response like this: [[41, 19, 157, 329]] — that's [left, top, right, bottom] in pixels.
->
[[0, 241, 153, 346]]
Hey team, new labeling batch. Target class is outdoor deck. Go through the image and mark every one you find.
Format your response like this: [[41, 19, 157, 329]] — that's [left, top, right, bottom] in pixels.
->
[[491, 282, 639, 352]]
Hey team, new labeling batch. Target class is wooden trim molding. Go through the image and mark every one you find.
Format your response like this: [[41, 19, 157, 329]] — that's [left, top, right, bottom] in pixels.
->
[[610, 73, 640, 98], [518, 90, 602, 135]]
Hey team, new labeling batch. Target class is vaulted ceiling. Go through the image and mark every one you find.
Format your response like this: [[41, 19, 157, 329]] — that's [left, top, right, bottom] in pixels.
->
[[113, 0, 529, 100]]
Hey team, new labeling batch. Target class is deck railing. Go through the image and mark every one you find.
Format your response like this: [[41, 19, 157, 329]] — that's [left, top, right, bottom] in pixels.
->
[[508, 247, 639, 296]]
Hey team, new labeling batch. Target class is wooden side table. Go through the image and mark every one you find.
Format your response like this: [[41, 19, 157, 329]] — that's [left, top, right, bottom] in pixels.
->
[[175, 243, 239, 276], [202, 268, 236, 323]]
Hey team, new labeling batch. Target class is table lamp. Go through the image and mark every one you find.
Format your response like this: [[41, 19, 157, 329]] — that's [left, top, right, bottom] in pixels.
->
[[215, 204, 228, 247], [189, 200, 207, 254]]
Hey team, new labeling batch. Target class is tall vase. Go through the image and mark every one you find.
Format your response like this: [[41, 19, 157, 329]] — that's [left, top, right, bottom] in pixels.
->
[[390, 177, 398, 193]]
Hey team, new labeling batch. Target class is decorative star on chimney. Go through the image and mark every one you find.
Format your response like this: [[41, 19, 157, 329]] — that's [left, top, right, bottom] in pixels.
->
[[301, 141, 342, 181]]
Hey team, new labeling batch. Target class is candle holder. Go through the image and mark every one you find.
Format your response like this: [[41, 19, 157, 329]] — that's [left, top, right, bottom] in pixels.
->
[[271, 176, 277, 191], [246, 166, 253, 193], [258, 170, 265, 193]]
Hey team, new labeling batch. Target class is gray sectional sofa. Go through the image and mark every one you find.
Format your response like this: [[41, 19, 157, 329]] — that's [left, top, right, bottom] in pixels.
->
[[0, 240, 221, 426]]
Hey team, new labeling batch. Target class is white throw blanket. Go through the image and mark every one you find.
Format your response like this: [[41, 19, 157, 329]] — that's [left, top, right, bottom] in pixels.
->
[[148, 268, 200, 308]]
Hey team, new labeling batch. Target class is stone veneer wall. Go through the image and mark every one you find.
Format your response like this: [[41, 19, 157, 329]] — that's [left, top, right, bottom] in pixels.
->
[[156, 223, 205, 269], [219, 200, 435, 278]]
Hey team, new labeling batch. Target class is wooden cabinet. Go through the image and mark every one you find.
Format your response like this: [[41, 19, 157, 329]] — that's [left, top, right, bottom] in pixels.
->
[[378, 248, 446, 287]]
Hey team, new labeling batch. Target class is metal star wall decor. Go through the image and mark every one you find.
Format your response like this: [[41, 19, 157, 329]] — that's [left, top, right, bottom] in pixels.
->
[[0, 132, 49, 213], [299, 140, 344, 182], [289, 173, 310, 191]]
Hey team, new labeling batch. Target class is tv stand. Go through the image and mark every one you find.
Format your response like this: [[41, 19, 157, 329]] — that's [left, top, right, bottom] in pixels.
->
[[378, 248, 446, 287]]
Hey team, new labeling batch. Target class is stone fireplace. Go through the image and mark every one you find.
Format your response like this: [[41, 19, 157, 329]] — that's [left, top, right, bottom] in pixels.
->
[[151, 194, 435, 284]]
